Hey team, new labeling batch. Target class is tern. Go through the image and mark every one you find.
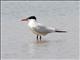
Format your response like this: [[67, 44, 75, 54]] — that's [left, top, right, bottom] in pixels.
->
[[21, 16, 66, 41]]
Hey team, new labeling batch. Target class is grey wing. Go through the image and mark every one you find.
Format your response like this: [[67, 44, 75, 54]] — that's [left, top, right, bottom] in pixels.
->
[[33, 24, 54, 33]]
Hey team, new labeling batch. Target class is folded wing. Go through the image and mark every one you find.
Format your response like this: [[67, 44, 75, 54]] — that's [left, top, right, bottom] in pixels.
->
[[33, 23, 55, 33]]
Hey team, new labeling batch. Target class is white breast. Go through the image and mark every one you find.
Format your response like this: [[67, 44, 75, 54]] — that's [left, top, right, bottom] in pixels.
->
[[27, 20, 48, 35], [28, 19, 37, 28]]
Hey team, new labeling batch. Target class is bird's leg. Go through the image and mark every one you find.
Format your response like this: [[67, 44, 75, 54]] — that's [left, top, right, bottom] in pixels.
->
[[40, 35, 41, 41], [37, 35, 38, 40]]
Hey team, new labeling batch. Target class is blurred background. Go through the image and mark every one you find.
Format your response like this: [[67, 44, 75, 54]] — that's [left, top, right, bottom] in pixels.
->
[[1, 1, 79, 60]]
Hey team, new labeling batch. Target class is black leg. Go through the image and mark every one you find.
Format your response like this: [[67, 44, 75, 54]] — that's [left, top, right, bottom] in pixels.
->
[[40, 35, 41, 40], [37, 35, 38, 40]]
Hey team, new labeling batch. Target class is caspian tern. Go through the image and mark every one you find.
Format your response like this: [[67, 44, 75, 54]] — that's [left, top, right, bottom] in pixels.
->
[[21, 16, 66, 41]]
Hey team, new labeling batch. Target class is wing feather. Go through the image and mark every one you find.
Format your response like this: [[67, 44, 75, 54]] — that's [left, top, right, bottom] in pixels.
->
[[33, 23, 54, 33]]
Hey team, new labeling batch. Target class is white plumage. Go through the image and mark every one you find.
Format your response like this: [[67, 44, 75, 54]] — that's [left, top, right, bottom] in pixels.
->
[[21, 16, 66, 40], [28, 19, 56, 36]]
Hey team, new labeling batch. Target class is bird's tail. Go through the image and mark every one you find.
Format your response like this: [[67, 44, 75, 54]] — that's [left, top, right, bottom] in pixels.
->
[[55, 30, 67, 33]]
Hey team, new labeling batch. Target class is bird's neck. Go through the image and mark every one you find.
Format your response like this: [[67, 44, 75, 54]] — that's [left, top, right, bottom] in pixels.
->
[[29, 19, 36, 22], [28, 19, 37, 28]]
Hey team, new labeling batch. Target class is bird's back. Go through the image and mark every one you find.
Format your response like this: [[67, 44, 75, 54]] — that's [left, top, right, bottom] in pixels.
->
[[28, 21, 55, 35]]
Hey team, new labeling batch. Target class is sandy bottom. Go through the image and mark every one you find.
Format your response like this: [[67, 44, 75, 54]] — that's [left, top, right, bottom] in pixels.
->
[[33, 40, 48, 46]]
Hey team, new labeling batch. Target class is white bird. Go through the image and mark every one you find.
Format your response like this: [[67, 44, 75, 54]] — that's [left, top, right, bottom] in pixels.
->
[[21, 16, 66, 40]]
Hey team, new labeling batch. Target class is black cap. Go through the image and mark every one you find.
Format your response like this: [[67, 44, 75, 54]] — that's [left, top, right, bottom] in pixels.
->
[[27, 16, 36, 20]]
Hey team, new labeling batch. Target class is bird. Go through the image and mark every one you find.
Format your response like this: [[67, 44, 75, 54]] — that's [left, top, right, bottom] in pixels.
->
[[21, 16, 66, 41]]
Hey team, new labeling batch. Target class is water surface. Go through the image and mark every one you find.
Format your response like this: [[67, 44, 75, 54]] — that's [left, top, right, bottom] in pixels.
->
[[1, 1, 79, 60]]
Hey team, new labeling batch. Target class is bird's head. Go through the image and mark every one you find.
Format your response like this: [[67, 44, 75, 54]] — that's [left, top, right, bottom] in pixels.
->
[[21, 16, 36, 22]]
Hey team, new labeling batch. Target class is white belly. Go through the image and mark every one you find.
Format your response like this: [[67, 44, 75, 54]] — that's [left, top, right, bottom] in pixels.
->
[[30, 29, 48, 36]]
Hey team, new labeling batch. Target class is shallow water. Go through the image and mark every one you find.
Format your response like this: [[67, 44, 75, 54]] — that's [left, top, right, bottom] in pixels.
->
[[1, 1, 79, 60]]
